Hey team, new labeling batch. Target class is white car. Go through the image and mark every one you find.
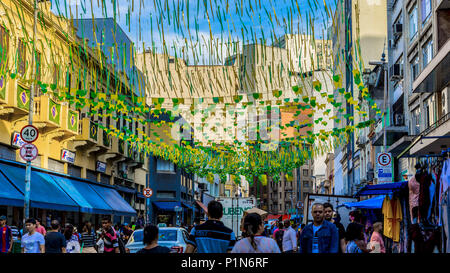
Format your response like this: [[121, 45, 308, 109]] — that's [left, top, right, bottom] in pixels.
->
[[125, 227, 190, 253]]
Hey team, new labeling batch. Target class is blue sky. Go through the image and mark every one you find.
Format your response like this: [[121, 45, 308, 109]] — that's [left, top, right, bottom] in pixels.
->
[[51, 0, 336, 64]]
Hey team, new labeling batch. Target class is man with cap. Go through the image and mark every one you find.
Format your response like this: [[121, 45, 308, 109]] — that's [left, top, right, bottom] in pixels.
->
[[0, 215, 13, 253]]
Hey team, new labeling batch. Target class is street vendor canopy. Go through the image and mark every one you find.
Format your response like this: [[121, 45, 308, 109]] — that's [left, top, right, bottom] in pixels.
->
[[355, 181, 408, 197], [343, 195, 385, 209]]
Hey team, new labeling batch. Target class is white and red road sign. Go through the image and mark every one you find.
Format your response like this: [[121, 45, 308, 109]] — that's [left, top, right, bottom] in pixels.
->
[[20, 125, 39, 143], [143, 188, 153, 198], [20, 143, 38, 162]]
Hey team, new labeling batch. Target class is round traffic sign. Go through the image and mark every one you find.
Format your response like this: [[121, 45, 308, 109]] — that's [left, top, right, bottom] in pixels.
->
[[143, 188, 153, 198], [20, 143, 38, 162], [377, 153, 391, 167], [20, 125, 39, 143]]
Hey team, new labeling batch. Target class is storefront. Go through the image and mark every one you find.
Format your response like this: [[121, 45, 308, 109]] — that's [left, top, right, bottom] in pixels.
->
[[0, 159, 136, 228]]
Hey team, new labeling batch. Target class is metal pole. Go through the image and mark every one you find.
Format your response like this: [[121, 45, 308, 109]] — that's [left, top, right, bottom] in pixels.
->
[[382, 52, 388, 152], [24, 0, 38, 222]]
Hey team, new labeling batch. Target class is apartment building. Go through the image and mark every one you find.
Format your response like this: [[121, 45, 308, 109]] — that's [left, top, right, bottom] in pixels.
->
[[387, 0, 450, 179]]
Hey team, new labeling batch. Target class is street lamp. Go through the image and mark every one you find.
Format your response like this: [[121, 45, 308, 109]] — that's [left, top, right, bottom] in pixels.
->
[[369, 51, 388, 152]]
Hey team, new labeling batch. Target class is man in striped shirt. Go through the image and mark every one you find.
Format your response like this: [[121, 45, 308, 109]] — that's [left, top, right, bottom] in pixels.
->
[[185, 201, 236, 253], [101, 217, 119, 253]]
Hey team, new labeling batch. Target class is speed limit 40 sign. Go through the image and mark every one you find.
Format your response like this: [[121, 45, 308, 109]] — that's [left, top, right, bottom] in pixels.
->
[[20, 125, 39, 143]]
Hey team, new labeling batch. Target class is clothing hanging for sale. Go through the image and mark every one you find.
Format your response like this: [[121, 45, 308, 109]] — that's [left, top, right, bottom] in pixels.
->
[[382, 196, 403, 242]]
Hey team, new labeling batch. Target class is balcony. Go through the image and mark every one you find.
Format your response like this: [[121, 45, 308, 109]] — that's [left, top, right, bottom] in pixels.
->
[[33, 95, 62, 129], [0, 81, 30, 119], [410, 112, 450, 156], [72, 118, 98, 150], [371, 118, 408, 147], [413, 40, 449, 93]]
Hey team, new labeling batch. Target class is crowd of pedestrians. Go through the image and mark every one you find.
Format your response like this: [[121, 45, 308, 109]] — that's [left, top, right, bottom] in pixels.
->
[[0, 201, 386, 254], [0, 214, 143, 253]]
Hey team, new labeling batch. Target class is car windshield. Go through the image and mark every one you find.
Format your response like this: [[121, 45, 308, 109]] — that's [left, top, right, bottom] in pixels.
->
[[159, 230, 178, 241], [132, 230, 144, 242]]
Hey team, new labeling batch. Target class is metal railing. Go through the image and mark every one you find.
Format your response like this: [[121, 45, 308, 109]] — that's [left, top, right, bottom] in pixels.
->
[[420, 112, 450, 137]]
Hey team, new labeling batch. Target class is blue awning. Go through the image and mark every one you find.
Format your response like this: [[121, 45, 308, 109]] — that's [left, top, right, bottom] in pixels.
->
[[153, 201, 182, 211], [343, 195, 385, 209], [50, 175, 113, 215], [355, 181, 408, 197], [89, 184, 137, 216], [0, 170, 24, 207], [115, 185, 137, 194], [0, 163, 79, 212], [182, 202, 193, 210]]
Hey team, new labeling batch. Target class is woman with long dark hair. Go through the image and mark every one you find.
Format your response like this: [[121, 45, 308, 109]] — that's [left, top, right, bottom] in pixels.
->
[[80, 222, 97, 253], [345, 223, 373, 253], [64, 224, 80, 253], [231, 213, 280, 253]]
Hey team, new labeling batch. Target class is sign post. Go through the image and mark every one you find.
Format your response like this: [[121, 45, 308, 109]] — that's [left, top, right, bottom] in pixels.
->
[[144, 187, 153, 225], [20, 125, 39, 222], [376, 152, 393, 183]]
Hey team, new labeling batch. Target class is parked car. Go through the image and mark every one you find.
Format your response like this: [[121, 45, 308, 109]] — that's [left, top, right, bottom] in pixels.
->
[[125, 227, 189, 253]]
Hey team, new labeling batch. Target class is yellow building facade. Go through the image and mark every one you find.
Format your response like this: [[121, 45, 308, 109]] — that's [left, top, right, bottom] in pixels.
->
[[0, 0, 147, 225]]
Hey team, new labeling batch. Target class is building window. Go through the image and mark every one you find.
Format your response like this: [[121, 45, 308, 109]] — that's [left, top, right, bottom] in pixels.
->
[[411, 107, 421, 135], [18, 39, 26, 76], [156, 159, 175, 173], [421, 0, 432, 25], [279, 192, 282, 199], [422, 39, 433, 68], [410, 55, 419, 84], [157, 191, 176, 199], [53, 64, 59, 86], [0, 26, 9, 68], [303, 181, 309, 188], [303, 169, 308, 176], [35, 51, 42, 96], [409, 6, 418, 41], [279, 204, 282, 211]]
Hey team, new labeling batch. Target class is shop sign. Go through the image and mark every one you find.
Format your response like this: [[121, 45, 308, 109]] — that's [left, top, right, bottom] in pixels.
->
[[96, 161, 107, 173], [61, 149, 75, 164], [11, 132, 27, 148], [376, 152, 393, 183]]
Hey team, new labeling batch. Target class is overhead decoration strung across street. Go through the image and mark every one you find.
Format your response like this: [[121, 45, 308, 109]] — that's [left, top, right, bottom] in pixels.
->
[[0, 0, 381, 185]]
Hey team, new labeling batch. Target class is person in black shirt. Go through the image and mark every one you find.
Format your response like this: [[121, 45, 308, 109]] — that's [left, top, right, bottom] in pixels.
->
[[323, 203, 346, 253], [45, 220, 66, 253], [137, 225, 170, 254]]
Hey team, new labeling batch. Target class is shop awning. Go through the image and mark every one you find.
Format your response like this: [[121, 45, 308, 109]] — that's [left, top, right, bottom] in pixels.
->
[[343, 195, 385, 209], [0, 163, 79, 212], [196, 200, 208, 213], [153, 201, 182, 211], [115, 185, 137, 194], [355, 181, 408, 197], [50, 175, 113, 215], [89, 184, 137, 216], [266, 214, 281, 221], [182, 202, 193, 210], [0, 170, 24, 207]]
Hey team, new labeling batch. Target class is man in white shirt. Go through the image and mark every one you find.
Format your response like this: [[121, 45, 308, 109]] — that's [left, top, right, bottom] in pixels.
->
[[282, 220, 297, 253]]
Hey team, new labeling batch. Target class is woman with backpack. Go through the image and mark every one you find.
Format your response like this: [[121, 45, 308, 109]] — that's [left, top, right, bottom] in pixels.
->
[[64, 224, 81, 253], [231, 213, 281, 253]]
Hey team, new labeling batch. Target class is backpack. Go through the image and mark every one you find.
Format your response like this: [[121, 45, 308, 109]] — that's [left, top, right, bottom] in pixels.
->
[[66, 239, 81, 253], [275, 229, 284, 251]]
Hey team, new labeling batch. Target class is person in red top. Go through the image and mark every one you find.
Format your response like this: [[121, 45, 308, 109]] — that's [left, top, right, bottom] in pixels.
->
[[369, 222, 386, 253], [35, 218, 47, 236], [0, 215, 13, 253]]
